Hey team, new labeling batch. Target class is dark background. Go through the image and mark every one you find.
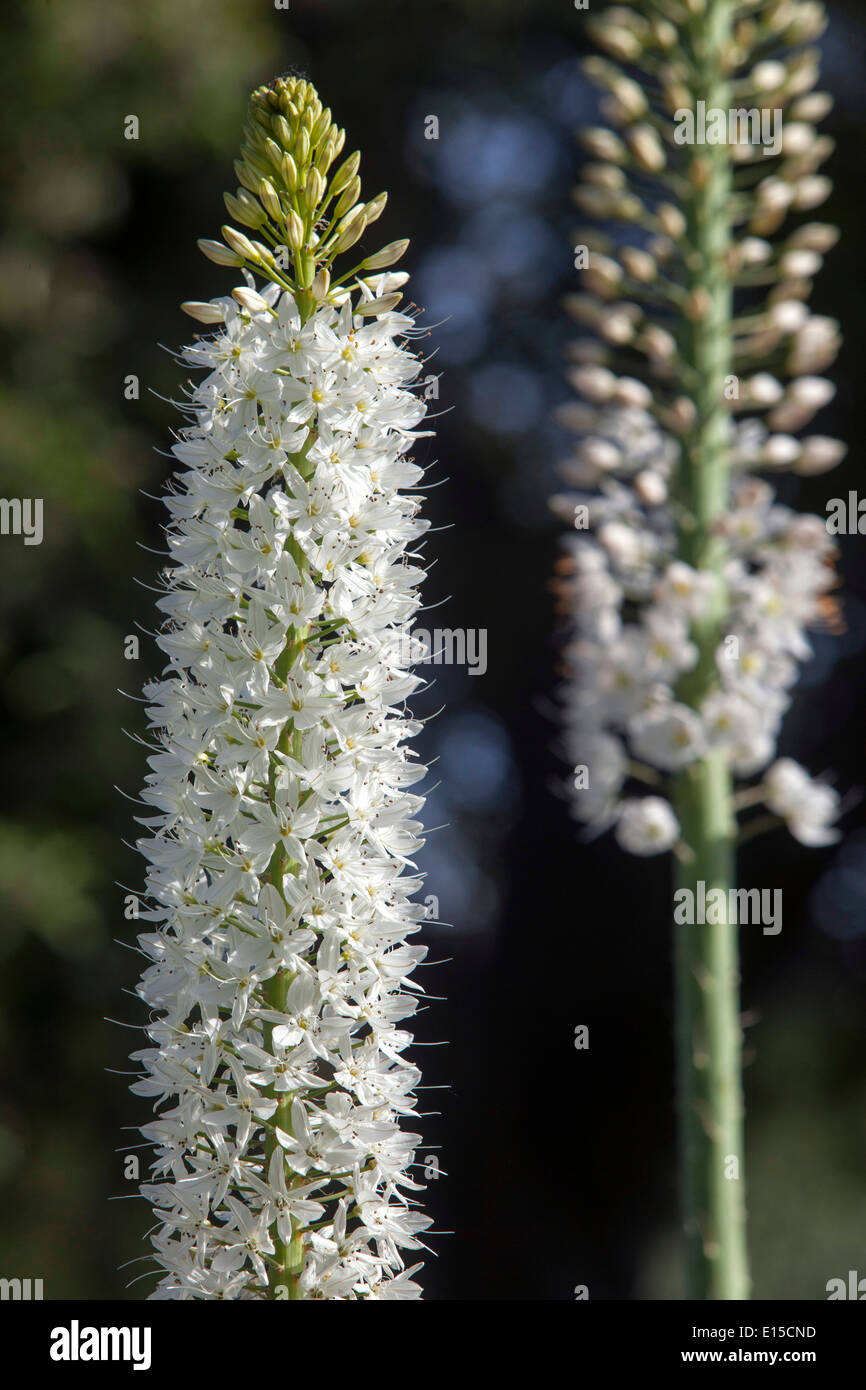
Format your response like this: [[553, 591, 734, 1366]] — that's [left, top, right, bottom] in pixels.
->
[[1, 0, 865, 1300]]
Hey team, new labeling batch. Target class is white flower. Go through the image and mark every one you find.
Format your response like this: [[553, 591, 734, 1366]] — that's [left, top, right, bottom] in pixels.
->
[[763, 758, 840, 846], [701, 691, 763, 749], [615, 798, 680, 855], [629, 702, 706, 772], [566, 728, 627, 825], [655, 561, 718, 619]]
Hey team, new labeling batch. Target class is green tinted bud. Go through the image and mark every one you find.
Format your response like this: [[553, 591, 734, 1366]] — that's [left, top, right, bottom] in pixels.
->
[[315, 129, 339, 174], [333, 207, 367, 253], [181, 300, 226, 323], [273, 114, 293, 149], [294, 126, 311, 167], [265, 137, 283, 172], [362, 238, 409, 270], [197, 237, 244, 266], [285, 208, 305, 251], [251, 240, 277, 268], [305, 167, 326, 209], [330, 150, 361, 197], [259, 178, 283, 220], [232, 285, 270, 312], [355, 291, 402, 316], [311, 266, 331, 299], [363, 192, 388, 226], [221, 224, 259, 260], [240, 143, 270, 180], [311, 108, 332, 146], [334, 178, 362, 219], [224, 191, 267, 229], [280, 152, 299, 191], [234, 159, 260, 194]]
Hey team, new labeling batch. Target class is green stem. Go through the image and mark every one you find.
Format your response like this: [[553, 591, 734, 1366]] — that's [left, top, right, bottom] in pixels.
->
[[670, 0, 750, 1301], [673, 758, 748, 1299], [260, 294, 318, 1301]]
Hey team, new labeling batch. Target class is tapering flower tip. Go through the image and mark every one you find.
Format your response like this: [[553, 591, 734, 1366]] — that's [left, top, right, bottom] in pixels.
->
[[203, 74, 394, 304]]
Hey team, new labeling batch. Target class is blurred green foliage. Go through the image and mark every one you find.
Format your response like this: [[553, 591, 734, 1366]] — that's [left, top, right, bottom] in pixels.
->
[[0, 0, 280, 1298]]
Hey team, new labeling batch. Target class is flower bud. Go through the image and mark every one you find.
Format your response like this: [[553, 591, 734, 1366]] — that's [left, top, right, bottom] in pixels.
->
[[330, 150, 361, 198], [582, 127, 626, 163], [233, 158, 260, 194], [621, 247, 657, 282], [763, 434, 802, 466], [656, 203, 686, 239], [627, 124, 666, 173], [303, 166, 326, 210], [780, 249, 822, 279], [265, 137, 284, 172], [280, 152, 299, 191], [793, 176, 832, 211], [311, 266, 331, 299], [362, 239, 410, 270], [258, 178, 283, 221], [751, 59, 786, 91], [181, 300, 226, 323], [197, 238, 244, 267], [748, 373, 784, 405], [795, 435, 846, 475], [221, 224, 259, 261], [285, 208, 305, 251], [355, 291, 403, 316], [363, 192, 388, 226], [790, 92, 833, 123], [224, 190, 267, 229], [294, 126, 310, 167], [788, 222, 839, 254], [273, 114, 293, 149], [232, 286, 271, 313], [334, 178, 362, 220], [333, 208, 367, 254], [311, 107, 333, 147], [588, 20, 643, 63]]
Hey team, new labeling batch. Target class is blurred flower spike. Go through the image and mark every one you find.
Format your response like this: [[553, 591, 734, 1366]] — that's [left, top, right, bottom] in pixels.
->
[[551, 0, 845, 1301], [553, 1, 845, 858]]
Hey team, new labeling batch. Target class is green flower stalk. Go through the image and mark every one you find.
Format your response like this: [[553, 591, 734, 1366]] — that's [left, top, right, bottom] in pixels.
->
[[130, 77, 436, 1299], [552, 1, 845, 1298]]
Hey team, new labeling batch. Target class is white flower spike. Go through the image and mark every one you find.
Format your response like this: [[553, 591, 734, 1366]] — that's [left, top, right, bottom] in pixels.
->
[[129, 76, 435, 1300]]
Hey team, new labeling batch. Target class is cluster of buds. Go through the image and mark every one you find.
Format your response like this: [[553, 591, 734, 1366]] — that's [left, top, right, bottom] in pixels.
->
[[186, 75, 408, 324], [552, 1, 845, 856], [130, 78, 435, 1299]]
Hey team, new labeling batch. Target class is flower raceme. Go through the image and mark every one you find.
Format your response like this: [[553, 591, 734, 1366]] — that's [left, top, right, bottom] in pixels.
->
[[129, 78, 435, 1300], [552, 2, 845, 859]]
